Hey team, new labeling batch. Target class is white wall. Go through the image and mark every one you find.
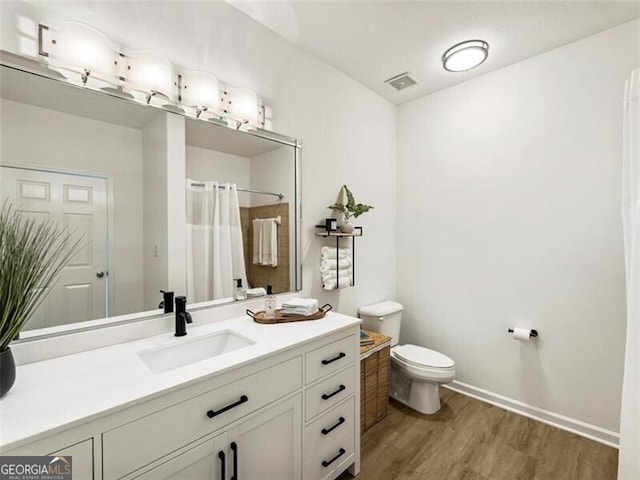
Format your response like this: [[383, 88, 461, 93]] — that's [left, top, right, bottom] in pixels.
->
[[0, 98, 145, 317], [186, 146, 251, 207], [269, 50, 397, 314], [397, 20, 638, 433], [142, 113, 186, 310], [249, 145, 294, 208]]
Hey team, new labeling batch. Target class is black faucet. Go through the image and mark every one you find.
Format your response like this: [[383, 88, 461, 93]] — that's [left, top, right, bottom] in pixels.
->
[[159, 290, 174, 313], [174, 296, 193, 337]]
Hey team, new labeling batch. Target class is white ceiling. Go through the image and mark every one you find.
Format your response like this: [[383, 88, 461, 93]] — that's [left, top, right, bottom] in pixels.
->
[[3, 1, 639, 107], [230, 1, 640, 104]]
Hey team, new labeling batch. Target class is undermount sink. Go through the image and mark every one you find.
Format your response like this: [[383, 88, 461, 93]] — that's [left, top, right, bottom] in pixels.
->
[[138, 330, 255, 374]]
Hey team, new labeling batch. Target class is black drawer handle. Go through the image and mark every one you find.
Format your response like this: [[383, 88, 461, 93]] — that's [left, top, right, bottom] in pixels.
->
[[207, 395, 248, 418], [321, 352, 346, 365], [322, 384, 346, 400], [322, 448, 346, 468], [218, 450, 226, 480], [321, 416, 345, 435], [230, 442, 238, 480]]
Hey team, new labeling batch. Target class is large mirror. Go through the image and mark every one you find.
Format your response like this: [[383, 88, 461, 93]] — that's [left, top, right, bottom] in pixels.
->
[[0, 56, 300, 337]]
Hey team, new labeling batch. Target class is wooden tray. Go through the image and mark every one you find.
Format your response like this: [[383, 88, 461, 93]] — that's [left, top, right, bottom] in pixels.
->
[[246, 304, 332, 324]]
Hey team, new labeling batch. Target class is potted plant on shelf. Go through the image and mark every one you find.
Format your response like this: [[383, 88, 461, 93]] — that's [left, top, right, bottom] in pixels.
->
[[328, 185, 374, 233], [0, 201, 83, 397]]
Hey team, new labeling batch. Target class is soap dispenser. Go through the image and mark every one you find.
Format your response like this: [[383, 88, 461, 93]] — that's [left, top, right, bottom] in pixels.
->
[[234, 279, 247, 301], [264, 285, 276, 319]]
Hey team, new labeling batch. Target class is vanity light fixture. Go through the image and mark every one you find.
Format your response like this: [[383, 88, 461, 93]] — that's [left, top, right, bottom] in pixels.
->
[[181, 71, 220, 118], [127, 50, 176, 104], [442, 40, 489, 72], [46, 21, 117, 85], [36, 22, 269, 130], [226, 87, 259, 127]]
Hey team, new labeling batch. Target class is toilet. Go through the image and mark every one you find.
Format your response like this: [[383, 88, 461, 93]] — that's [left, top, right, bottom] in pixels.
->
[[359, 301, 455, 414]]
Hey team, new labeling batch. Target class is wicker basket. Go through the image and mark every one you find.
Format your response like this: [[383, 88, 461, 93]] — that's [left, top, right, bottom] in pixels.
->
[[360, 331, 391, 433]]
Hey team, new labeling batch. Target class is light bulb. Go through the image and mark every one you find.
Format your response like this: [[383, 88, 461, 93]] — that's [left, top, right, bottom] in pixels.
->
[[128, 50, 176, 101], [48, 21, 116, 84], [182, 71, 220, 110], [227, 87, 259, 125]]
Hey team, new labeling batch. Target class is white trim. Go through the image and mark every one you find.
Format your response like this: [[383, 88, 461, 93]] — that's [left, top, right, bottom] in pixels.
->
[[443, 381, 620, 448]]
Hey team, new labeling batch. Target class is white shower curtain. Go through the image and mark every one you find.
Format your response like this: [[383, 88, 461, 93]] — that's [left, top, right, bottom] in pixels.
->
[[186, 180, 247, 303], [619, 69, 639, 480]]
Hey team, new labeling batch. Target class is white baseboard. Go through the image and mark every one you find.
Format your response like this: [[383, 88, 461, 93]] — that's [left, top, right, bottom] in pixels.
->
[[443, 381, 619, 448]]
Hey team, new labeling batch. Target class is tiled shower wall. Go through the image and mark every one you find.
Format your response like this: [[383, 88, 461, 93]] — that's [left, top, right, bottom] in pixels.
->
[[240, 202, 290, 293]]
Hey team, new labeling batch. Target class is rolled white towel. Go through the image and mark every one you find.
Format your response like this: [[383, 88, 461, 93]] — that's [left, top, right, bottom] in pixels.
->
[[246, 287, 267, 297], [320, 258, 352, 272], [321, 246, 350, 259], [321, 268, 352, 281], [323, 276, 352, 290]]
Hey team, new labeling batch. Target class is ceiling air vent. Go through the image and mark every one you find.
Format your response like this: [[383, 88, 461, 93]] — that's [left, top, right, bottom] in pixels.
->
[[384, 72, 418, 91]]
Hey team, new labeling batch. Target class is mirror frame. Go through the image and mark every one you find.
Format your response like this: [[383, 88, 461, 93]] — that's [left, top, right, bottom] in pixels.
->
[[0, 50, 302, 343]]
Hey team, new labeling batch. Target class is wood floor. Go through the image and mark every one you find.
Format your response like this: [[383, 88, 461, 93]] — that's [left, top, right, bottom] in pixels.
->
[[338, 388, 618, 480]]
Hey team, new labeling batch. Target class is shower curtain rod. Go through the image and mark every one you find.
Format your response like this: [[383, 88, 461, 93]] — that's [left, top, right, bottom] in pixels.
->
[[190, 182, 284, 200]]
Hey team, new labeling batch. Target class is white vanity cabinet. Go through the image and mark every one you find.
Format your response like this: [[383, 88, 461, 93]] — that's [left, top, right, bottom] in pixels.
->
[[129, 395, 302, 480], [2, 319, 360, 480], [303, 336, 359, 480], [102, 356, 302, 479]]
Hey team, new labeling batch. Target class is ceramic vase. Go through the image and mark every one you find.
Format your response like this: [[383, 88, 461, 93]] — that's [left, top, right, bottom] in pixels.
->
[[340, 218, 355, 233], [0, 347, 16, 398]]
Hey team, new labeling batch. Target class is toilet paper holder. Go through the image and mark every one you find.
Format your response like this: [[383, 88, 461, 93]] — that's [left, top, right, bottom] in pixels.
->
[[508, 328, 538, 338]]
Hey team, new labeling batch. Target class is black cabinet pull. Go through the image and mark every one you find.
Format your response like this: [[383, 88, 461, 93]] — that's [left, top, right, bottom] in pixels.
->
[[321, 416, 346, 435], [218, 450, 226, 480], [322, 384, 346, 400], [321, 352, 346, 365], [322, 448, 346, 468], [207, 395, 248, 418], [230, 442, 238, 480]]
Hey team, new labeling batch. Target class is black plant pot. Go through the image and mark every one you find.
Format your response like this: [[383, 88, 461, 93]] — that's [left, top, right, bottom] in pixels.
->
[[0, 347, 16, 398]]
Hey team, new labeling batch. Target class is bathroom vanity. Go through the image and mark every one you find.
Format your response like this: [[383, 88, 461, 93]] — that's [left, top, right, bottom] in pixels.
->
[[0, 311, 361, 480]]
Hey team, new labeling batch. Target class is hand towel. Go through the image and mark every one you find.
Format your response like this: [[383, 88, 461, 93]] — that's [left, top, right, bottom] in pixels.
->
[[282, 297, 319, 316], [247, 287, 267, 297], [321, 268, 352, 281], [320, 258, 352, 272], [323, 276, 352, 290], [252, 218, 263, 265], [320, 246, 350, 259], [261, 218, 278, 267]]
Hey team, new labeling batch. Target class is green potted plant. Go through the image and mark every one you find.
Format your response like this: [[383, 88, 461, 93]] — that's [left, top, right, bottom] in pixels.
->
[[0, 201, 83, 397], [327, 185, 373, 233]]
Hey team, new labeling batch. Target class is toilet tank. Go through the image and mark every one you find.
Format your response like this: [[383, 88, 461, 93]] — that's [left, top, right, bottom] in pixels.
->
[[358, 301, 403, 346]]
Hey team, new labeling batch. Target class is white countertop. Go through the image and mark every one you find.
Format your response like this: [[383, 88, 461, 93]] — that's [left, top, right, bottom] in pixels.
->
[[0, 311, 360, 452]]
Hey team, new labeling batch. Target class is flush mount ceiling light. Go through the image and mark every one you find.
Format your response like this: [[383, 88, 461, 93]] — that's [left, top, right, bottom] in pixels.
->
[[442, 40, 489, 72]]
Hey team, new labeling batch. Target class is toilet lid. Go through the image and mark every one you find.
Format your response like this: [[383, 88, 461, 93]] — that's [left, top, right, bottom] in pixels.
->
[[393, 344, 454, 369]]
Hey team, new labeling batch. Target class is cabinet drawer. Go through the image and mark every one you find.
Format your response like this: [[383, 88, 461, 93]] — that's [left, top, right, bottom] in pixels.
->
[[103, 356, 302, 480], [305, 397, 355, 460], [305, 366, 355, 421], [304, 420, 355, 480], [305, 335, 356, 385], [49, 439, 93, 480]]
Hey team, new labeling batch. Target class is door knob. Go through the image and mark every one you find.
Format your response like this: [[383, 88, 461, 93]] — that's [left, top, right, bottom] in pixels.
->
[[96, 271, 105, 278]]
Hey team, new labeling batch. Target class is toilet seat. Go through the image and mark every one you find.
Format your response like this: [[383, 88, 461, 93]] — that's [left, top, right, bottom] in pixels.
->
[[393, 344, 454, 369], [391, 344, 455, 383]]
